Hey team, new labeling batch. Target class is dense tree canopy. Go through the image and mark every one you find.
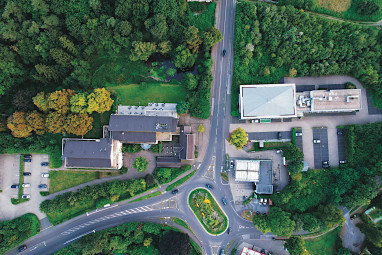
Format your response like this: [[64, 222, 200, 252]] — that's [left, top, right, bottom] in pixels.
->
[[229, 127, 248, 149]]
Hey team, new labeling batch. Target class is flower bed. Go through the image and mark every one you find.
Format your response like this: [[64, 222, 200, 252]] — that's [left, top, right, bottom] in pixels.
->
[[188, 188, 228, 235]]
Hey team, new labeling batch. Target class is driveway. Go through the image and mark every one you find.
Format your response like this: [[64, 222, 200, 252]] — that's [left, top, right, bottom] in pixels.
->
[[0, 154, 48, 221]]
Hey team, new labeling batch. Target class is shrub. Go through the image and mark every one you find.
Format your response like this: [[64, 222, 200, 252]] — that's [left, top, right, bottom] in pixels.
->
[[122, 144, 142, 153], [133, 156, 149, 172], [119, 166, 128, 174], [150, 144, 159, 153], [356, 0, 380, 15]]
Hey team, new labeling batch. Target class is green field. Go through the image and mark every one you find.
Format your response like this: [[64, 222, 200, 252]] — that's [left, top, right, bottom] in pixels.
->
[[49, 171, 120, 194], [107, 83, 187, 106], [305, 227, 340, 255]]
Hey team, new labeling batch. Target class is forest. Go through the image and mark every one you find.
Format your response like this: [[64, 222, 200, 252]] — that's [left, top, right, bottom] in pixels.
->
[[0, 0, 220, 162], [0, 213, 40, 254], [55, 222, 200, 255], [232, 1, 382, 116]]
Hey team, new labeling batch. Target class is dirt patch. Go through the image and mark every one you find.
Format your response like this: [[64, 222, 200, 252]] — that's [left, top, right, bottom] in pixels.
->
[[317, 0, 351, 13]]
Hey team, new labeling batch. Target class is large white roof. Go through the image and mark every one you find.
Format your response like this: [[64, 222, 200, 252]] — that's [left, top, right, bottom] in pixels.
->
[[235, 160, 260, 182], [240, 84, 297, 119]]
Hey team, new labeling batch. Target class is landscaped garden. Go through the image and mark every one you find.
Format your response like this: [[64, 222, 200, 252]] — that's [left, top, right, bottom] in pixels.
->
[[188, 188, 228, 235]]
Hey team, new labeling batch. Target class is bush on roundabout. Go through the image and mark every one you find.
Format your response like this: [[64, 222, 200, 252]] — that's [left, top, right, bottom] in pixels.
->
[[188, 188, 228, 235]]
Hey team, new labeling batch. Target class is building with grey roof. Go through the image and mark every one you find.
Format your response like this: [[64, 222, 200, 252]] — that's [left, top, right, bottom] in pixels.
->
[[234, 159, 273, 194], [107, 103, 178, 144], [156, 157, 182, 168], [62, 138, 123, 169], [239, 84, 297, 119]]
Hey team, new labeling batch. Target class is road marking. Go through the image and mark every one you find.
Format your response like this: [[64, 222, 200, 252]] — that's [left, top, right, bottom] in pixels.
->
[[41, 225, 53, 232], [86, 204, 118, 216], [64, 230, 95, 244]]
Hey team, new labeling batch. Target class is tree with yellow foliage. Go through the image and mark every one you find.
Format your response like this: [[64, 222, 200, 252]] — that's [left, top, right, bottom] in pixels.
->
[[48, 89, 75, 114], [66, 113, 93, 136], [32, 92, 49, 112], [26, 111, 46, 135], [7, 112, 33, 138], [87, 88, 114, 114], [45, 111, 67, 134]]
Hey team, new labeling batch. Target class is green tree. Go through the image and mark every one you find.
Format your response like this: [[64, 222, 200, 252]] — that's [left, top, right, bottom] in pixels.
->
[[285, 237, 308, 255], [70, 93, 88, 113], [202, 27, 222, 47], [144, 14, 168, 41], [182, 73, 198, 90], [183, 26, 202, 53], [174, 45, 196, 70], [130, 41, 157, 61], [301, 213, 321, 232], [33, 92, 49, 112], [50, 48, 73, 67], [317, 204, 345, 229], [166, 68, 176, 77], [229, 127, 248, 149], [133, 156, 149, 172], [176, 101, 190, 114]]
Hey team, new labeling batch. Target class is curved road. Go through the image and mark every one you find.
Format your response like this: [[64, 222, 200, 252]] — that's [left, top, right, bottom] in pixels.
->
[[7, 1, 262, 255]]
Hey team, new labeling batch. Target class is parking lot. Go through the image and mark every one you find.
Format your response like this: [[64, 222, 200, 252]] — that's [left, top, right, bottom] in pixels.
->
[[23, 154, 50, 200], [0, 155, 21, 199], [295, 129, 303, 153], [247, 131, 292, 142], [337, 128, 346, 163], [313, 128, 329, 169]]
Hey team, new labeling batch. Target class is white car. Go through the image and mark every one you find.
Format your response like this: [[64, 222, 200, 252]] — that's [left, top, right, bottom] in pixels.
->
[[296, 132, 303, 136], [313, 139, 321, 144], [41, 173, 49, 178], [22, 194, 30, 199], [22, 183, 30, 188]]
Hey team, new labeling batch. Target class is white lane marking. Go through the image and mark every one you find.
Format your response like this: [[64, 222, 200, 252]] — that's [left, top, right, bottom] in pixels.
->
[[64, 230, 95, 244], [86, 204, 118, 216]]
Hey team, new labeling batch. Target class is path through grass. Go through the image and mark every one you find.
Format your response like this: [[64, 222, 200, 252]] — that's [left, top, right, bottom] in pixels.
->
[[305, 227, 340, 255]]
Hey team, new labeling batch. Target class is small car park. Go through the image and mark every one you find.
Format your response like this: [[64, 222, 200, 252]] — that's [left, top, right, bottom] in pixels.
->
[[205, 184, 214, 189], [171, 189, 179, 195], [23, 172, 31, 176], [313, 139, 321, 144], [222, 197, 227, 205]]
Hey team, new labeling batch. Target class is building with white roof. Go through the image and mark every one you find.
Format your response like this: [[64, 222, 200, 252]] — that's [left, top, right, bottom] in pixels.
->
[[235, 159, 273, 194], [239, 84, 297, 119]]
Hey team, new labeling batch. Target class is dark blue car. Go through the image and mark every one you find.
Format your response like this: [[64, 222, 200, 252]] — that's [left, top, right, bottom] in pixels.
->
[[205, 184, 214, 189], [24, 159, 31, 162], [41, 162, 49, 166]]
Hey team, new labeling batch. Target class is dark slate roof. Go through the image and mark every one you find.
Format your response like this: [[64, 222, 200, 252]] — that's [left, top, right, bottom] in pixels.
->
[[112, 131, 156, 143], [63, 138, 112, 159], [108, 115, 177, 133], [156, 157, 181, 168], [256, 161, 273, 194], [63, 138, 113, 168], [179, 134, 195, 160], [66, 158, 112, 168]]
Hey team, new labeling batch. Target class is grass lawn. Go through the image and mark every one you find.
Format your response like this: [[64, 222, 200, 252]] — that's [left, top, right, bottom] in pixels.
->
[[221, 172, 228, 182], [166, 170, 197, 191], [305, 227, 340, 255], [171, 217, 194, 234], [129, 191, 162, 203], [314, 0, 382, 21], [49, 171, 120, 194], [107, 83, 187, 106], [188, 2, 216, 31], [188, 188, 228, 235]]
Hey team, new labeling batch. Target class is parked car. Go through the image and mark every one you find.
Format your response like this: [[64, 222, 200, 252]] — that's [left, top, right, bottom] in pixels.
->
[[220, 249, 225, 255], [205, 184, 214, 189], [23, 172, 31, 176], [259, 198, 264, 204], [38, 184, 47, 188], [262, 199, 268, 205], [296, 132, 303, 136], [171, 189, 179, 195], [11, 184, 19, 188], [322, 161, 330, 168], [41, 173, 49, 178], [277, 132, 282, 139], [230, 160, 234, 168], [22, 183, 30, 188], [18, 245, 27, 252], [261, 249, 266, 254], [339, 160, 346, 164], [222, 49, 226, 57], [222, 197, 227, 205], [313, 139, 321, 144], [23, 154, 32, 159], [275, 149, 282, 153], [22, 194, 30, 199], [24, 159, 32, 162], [41, 162, 49, 166], [337, 131, 343, 135], [227, 227, 232, 234]]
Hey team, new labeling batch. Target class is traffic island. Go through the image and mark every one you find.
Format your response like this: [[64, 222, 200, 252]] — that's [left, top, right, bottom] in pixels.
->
[[188, 188, 228, 235]]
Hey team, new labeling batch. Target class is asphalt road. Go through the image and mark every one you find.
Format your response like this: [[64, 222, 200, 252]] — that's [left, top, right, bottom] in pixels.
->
[[7, 1, 264, 255]]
